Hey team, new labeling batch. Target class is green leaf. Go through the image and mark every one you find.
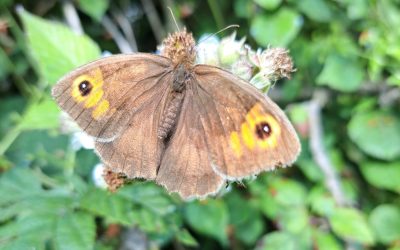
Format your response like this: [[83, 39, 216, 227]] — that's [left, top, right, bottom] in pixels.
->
[[307, 186, 335, 217], [0, 168, 42, 206], [369, 204, 400, 244], [329, 207, 375, 245], [6, 130, 69, 167], [77, 0, 109, 21], [184, 200, 228, 245], [0, 213, 56, 247], [344, 0, 369, 20], [279, 207, 309, 234], [118, 182, 175, 216], [348, 112, 400, 160], [313, 229, 341, 250], [360, 161, 400, 193], [79, 187, 133, 225], [55, 212, 95, 250], [251, 8, 303, 47], [175, 229, 199, 247], [297, 0, 333, 22], [270, 178, 307, 207], [19, 97, 60, 130], [248, 177, 280, 218], [226, 192, 264, 245], [253, 0, 281, 10], [317, 54, 365, 92], [18, 10, 101, 84], [255, 232, 296, 250]]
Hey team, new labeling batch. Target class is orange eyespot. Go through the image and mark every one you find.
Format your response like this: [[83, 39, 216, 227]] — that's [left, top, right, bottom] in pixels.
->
[[70, 68, 110, 119], [229, 103, 281, 157]]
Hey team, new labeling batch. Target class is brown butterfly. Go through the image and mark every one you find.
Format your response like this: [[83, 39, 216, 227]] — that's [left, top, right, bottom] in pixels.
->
[[52, 29, 301, 199]]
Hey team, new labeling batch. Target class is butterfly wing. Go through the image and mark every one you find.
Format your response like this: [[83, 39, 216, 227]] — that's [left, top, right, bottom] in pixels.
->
[[52, 54, 173, 179], [156, 88, 225, 199], [192, 65, 301, 180]]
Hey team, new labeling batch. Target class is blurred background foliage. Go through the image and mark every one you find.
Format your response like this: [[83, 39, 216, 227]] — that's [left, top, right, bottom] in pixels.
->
[[0, 0, 400, 249]]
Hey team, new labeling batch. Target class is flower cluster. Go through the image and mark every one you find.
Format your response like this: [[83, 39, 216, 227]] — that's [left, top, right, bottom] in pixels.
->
[[197, 32, 295, 90]]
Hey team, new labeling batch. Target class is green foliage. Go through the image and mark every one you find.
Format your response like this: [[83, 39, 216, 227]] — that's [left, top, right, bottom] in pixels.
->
[[329, 207, 375, 245], [251, 8, 302, 47], [348, 112, 400, 160], [77, 0, 109, 21], [18, 9, 101, 85], [1, 0, 399, 249]]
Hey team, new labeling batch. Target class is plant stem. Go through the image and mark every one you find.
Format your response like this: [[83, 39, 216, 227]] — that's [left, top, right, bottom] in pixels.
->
[[140, 0, 166, 43], [207, 0, 224, 29], [0, 124, 22, 156]]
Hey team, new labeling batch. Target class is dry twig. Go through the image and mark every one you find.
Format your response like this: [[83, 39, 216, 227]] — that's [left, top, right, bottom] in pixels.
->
[[101, 15, 134, 53], [140, 0, 166, 43], [307, 90, 348, 206], [61, 0, 83, 35], [110, 6, 138, 52]]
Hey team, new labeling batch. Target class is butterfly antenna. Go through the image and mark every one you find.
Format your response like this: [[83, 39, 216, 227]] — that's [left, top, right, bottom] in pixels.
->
[[194, 24, 239, 49], [167, 7, 180, 32]]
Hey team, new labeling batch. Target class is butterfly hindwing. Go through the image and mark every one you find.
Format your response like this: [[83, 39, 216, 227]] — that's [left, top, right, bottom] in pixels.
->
[[156, 88, 225, 199], [192, 65, 301, 179]]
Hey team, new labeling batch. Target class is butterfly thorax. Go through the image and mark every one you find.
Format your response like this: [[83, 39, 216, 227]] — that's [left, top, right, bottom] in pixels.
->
[[161, 28, 196, 69], [157, 29, 195, 140]]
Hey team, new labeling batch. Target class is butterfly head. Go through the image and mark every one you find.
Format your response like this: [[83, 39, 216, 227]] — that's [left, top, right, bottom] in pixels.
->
[[162, 28, 196, 68]]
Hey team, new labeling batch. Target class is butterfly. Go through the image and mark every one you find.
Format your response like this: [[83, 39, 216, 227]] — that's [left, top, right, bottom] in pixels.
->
[[52, 29, 301, 199]]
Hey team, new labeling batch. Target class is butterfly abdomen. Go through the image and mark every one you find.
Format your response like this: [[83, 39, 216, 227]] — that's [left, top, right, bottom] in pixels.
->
[[158, 92, 184, 139]]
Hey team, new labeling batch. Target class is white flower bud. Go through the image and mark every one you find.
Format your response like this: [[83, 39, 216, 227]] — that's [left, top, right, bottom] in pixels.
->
[[217, 32, 246, 66], [196, 35, 220, 65], [92, 163, 108, 189]]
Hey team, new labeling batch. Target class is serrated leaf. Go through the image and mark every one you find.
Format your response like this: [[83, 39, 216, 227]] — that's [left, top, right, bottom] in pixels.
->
[[79, 187, 133, 225], [55, 212, 95, 250], [0, 213, 56, 247], [251, 8, 303, 47], [77, 0, 109, 21], [360, 161, 400, 193], [369, 204, 400, 244], [0, 168, 42, 206], [184, 200, 228, 245], [348, 112, 400, 160], [19, 97, 60, 130], [329, 207, 375, 245], [18, 10, 101, 84], [117, 182, 175, 216], [317, 54, 364, 92]]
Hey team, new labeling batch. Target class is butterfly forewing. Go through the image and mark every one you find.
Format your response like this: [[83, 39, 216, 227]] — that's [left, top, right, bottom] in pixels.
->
[[52, 54, 172, 141], [53, 54, 175, 179], [95, 72, 173, 179]]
